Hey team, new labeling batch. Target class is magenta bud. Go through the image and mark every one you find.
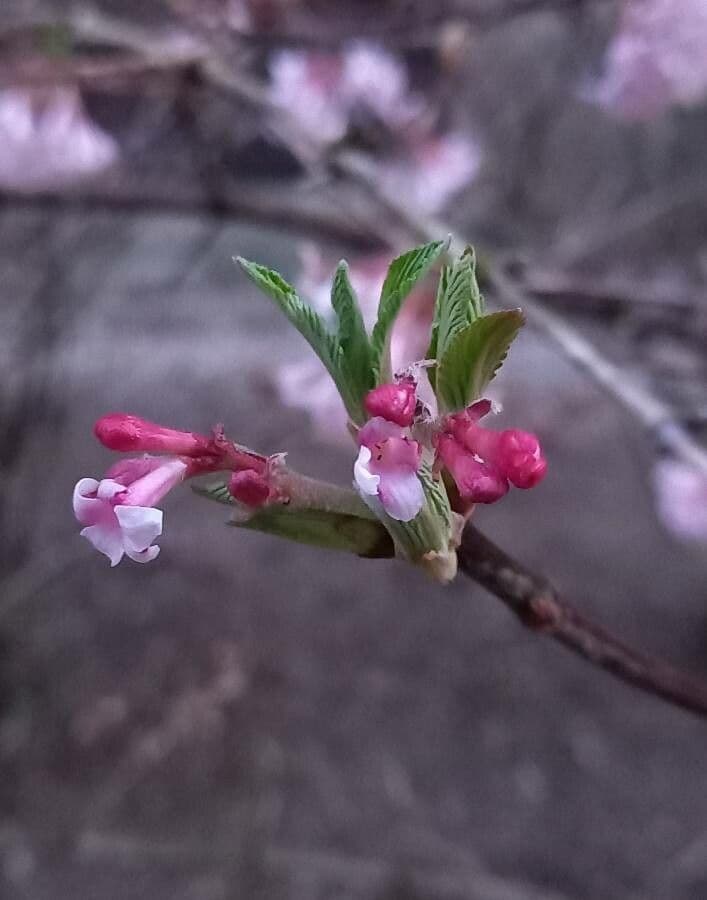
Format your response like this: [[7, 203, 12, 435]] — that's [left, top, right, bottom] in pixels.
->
[[436, 434, 509, 504], [228, 469, 270, 507], [498, 430, 547, 489], [364, 380, 417, 427], [95, 413, 211, 456]]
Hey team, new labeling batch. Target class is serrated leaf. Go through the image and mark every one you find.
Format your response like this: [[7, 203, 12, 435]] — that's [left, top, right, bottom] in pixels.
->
[[237, 257, 342, 384], [231, 505, 393, 557], [371, 239, 447, 381], [331, 261, 374, 424], [427, 248, 485, 392], [436, 310, 525, 413], [436, 247, 484, 360]]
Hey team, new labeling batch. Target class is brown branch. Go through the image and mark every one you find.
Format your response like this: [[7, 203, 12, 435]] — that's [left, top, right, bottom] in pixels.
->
[[457, 526, 707, 719]]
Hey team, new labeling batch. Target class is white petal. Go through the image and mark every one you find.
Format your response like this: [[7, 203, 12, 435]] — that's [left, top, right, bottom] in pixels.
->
[[125, 544, 161, 564], [80, 522, 124, 567], [73, 477, 101, 525], [378, 470, 424, 522], [114, 505, 162, 553], [353, 446, 381, 496]]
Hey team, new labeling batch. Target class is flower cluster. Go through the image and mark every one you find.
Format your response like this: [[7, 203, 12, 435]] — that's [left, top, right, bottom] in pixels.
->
[[353, 379, 546, 523], [73, 242, 548, 577]]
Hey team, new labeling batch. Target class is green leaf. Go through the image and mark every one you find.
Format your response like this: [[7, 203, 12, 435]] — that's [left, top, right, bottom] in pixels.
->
[[331, 261, 374, 423], [237, 257, 342, 384], [371, 239, 447, 381], [232, 505, 393, 558], [435, 247, 484, 361], [427, 247, 485, 391], [436, 310, 525, 413]]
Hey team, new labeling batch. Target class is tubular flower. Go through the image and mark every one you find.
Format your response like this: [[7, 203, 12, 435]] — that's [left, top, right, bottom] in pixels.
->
[[73, 455, 188, 566], [437, 399, 547, 504], [354, 415, 424, 522]]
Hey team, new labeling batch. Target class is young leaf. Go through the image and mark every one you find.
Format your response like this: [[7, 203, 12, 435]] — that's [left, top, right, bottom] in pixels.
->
[[232, 505, 393, 558], [237, 257, 342, 384], [435, 247, 484, 361], [436, 310, 525, 413], [331, 261, 374, 423], [371, 239, 447, 381]]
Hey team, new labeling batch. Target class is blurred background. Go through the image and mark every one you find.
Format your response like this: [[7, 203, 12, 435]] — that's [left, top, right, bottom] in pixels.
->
[[1, 1, 707, 898]]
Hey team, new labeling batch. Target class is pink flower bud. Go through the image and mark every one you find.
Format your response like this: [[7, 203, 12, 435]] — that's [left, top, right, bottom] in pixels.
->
[[95, 413, 211, 457], [436, 434, 508, 504], [497, 430, 547, 489], [228, 470, 270, 507], [364, 379, 417, 427], [445, 401, 547, 491]]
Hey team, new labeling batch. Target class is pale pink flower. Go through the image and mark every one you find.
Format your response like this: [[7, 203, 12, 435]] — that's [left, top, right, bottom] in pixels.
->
[[268, 42, 424, 148], [268, 51, 347, 145], [586, 0, 707, 119], [354, 416, 424, 522], [0, 87, 117, 191], [653, 459, 707, 542], [73, 456, 188, 566]]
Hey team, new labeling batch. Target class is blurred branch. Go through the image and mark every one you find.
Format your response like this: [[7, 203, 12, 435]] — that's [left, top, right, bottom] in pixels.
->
[[0, 176, 379, 248], [458, 525, 707, 719]]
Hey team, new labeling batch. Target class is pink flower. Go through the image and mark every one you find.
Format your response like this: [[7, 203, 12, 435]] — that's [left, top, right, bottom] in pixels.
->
[[446, 403, 547, 490], [436, 399, 546, 505], [436, 433, 509, 504], [364, 378, 417, 427], [73, 456, 188, 566], [354, 416, 424, 521]]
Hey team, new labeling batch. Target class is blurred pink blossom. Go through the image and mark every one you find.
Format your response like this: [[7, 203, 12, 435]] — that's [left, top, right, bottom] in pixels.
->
[[0, 87, 118, 191], [587, 0, 707, 119], [653, 459, 707, 542], [268, 42, 424, 146]]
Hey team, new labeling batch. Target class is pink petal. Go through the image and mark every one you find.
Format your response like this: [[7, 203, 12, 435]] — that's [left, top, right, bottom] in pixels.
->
[[120, 458, 187, 508], [378, 469, 424, 521], [370, 435, 421, 474], [80, 522, 124, 567], [96, 479, 127, 501], [358, 416, 406, 447]]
